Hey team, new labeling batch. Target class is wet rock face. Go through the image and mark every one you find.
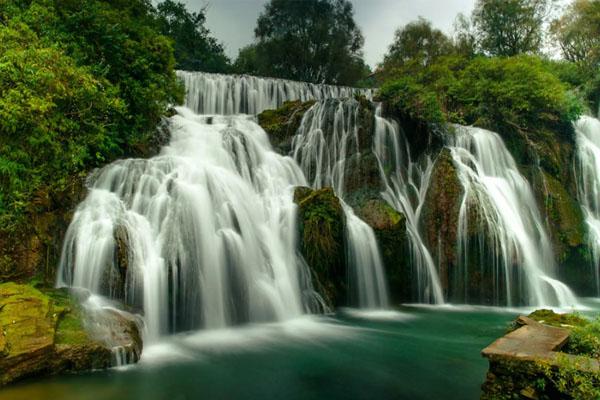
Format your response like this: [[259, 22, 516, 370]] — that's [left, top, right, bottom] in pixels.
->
[[421, 149, 463, 295], [294, 187, 347, 308], [532, 172, 594, 296], [257, 100, 316, 154], [0, 283, 142, 386], [355, 199, 408, 303]]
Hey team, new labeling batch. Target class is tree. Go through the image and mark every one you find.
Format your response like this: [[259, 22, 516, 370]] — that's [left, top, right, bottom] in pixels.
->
[[252, 0, 367, 85], [472, 0, 554, 56], [382, 18, 454, 71], [0, 0, 183, 227], [453, 13, 478, 57], [232, 44, 262, 76], [156, 0, 230, 72], [551, 0, 600, 68], [0, 21, 125, 223]]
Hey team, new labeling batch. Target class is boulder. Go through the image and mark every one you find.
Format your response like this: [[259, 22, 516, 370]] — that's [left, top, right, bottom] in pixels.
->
[[257, 100, 316, 154], [0, 282, 142, 386], [355, 199, 408, 303], [421, 149, 463, 296], [294, 187, 347, 308]]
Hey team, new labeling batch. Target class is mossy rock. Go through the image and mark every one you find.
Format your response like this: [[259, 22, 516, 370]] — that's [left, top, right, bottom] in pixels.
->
[[527, 309, 589, 329], [539, 173, 585, 251], [257, 100, 316, 154], [0, 282, 142, 386], [421, 149, 463, 292], [355, 199, 409, 303], [294, 187, 347, 308], [532, 172, 594, 296], [354, 95, 376, 153], [343, 153, 384, 208]]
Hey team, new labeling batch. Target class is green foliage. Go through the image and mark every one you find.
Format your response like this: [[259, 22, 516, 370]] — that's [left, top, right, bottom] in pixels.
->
[[232, 44, 262, 76], [244, 0, 369, 85], [381, 17, 454, 73], [529, 309, 600, 359], [450, 55, 583, 131], [536, 356, 600, 400], [378, 77, 446, 125], [551, 0, 600, 69], [156, 0, 230, 72], [0, 0, 184, 229], [0, 21, 125, 226], [377, 53, 583, 134], [472, 0, 553, 56], [567, 317, 600, 358]]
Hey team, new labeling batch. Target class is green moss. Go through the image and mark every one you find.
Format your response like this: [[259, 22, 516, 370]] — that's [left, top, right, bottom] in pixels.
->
[[528, 309, 589, 329], [484, 312, 600, 400], [529, 310, 600, 359], [294, 187, 346, 307], [44, 289, 90, 346], [541, 173, 586, 251], [421, 149, 463, 292], [257, 100, 316, 153], [356, 198, 408, 303], [0, 282, 54, 357], [0, 282, 118, 385]]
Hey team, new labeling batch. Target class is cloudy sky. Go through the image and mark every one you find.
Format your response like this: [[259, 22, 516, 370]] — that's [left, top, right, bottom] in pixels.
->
[[182, 0, 477, 68]]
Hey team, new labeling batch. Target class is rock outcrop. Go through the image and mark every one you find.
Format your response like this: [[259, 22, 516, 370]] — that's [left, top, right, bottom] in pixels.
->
[[0, 283, 143, 386], [294, 187, 347, 308], [355, 199, 408, 303], [257, 100, 316, 154]]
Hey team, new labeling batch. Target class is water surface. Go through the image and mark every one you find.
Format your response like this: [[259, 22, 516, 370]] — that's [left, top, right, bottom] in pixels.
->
[[1, 306, 529, 400]]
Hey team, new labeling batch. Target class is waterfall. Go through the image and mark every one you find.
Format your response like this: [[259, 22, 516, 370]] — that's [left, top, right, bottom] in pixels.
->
[[373, 107, 444, 304], [178, 71, 373, 115], [574, 116, 600, 295], [448, 125, 577, 307], [58, 108, 324, 340], [291, 99, 389, 308]]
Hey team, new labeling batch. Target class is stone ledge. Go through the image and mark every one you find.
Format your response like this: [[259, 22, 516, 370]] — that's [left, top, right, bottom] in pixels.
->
[[482, 316, 599, 372]]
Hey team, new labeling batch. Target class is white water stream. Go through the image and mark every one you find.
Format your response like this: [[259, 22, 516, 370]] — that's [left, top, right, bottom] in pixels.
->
[[449, 126, 578, 307], [291, 99, 389, 308], [373, 107, 444, 304], [574, 116, 600, 295]]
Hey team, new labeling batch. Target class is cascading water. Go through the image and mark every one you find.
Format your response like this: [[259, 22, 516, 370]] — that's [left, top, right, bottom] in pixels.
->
[[178, 71, 373, 115], [58, 108, 324, 340], [291, 99, 389, 308], [448, 125, 578, 307], [574, 116, 600, 295], [373, 107, 444, 304]]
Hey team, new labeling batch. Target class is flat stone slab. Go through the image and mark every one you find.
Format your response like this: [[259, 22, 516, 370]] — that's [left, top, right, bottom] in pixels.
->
[[482, 316, 569, 361], [482, 315, 599, 372]]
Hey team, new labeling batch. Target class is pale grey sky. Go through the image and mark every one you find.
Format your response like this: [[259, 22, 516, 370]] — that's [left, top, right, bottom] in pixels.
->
[[182, 0, 477, 67]]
